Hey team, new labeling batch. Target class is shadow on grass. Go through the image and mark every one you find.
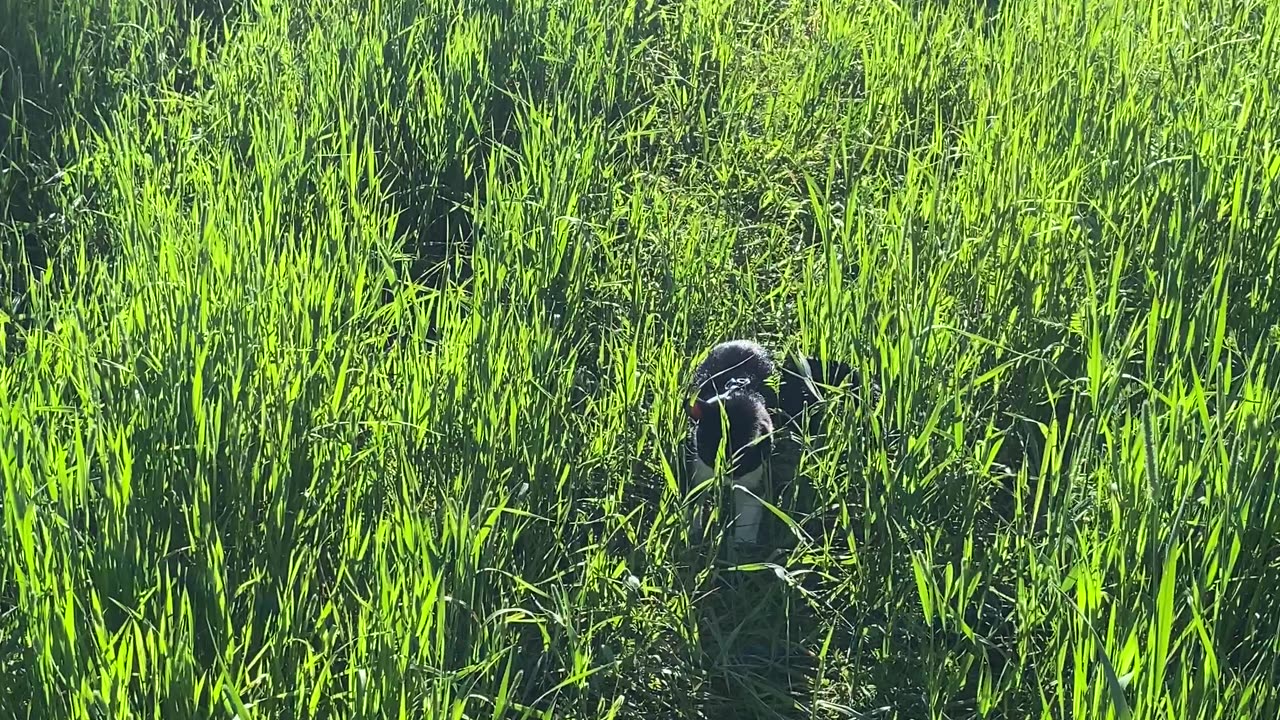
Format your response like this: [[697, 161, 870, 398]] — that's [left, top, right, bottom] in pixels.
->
[[1, 1, 244, 712], [696, 564, 828, 720], [1, 0, 245, 354]]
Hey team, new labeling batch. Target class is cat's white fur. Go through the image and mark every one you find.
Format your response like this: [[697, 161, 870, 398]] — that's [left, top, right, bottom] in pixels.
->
[[690, 458, 768, 544]]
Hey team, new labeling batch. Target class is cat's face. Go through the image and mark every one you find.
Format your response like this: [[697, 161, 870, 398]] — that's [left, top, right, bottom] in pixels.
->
[[688, 390, 773, 478]]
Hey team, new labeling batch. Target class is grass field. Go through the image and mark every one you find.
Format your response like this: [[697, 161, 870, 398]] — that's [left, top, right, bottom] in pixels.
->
[[2, 0, 1279, 716]]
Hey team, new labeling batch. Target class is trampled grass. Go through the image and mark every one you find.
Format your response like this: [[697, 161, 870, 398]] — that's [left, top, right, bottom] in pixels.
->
[[2, 0, 1278, 716]]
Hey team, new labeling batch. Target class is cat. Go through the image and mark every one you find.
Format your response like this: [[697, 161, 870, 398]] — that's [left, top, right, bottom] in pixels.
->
[[684, 339, 860, 544]]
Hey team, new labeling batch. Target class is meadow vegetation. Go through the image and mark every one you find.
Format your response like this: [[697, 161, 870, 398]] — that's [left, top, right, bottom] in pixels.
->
[[2, 0, 1279, 716]]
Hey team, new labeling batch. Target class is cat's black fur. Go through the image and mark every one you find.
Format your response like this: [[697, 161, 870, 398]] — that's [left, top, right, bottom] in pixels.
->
[[777, 353, 859, 436], [687, 340, 777, 478], [686, 339, 862, 478]]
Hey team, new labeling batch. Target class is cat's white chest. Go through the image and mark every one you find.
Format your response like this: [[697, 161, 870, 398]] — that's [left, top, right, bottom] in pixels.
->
[[689, 459, 768, 544]]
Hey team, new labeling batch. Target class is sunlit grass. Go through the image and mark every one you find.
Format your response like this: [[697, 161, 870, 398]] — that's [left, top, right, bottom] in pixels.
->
[[2, 0, 1278, 716]]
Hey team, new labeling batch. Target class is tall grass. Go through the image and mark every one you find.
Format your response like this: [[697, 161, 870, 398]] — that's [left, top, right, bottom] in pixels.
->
[[2, 0, 1278, 716]]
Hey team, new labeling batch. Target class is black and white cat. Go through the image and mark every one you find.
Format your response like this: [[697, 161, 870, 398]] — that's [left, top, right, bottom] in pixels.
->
[[684, 339, 858, 544]]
